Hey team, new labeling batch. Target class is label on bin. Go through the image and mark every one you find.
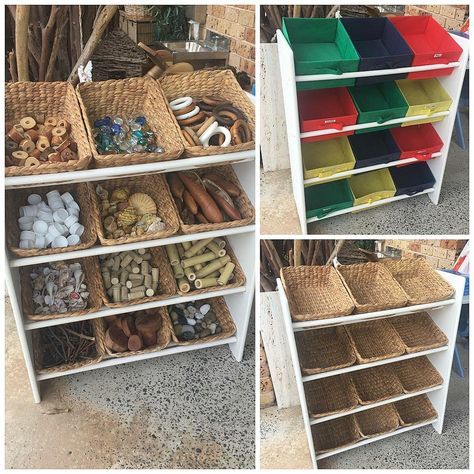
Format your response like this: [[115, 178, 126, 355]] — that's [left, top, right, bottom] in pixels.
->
[[324, 119, 336, 124], [433, 53, 443, 58]]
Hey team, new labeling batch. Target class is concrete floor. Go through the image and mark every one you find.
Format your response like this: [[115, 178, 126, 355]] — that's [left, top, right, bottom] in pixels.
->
[[260, 112, 469, 235], [5, 298, 255, 469], [260, 344, 469, 469]]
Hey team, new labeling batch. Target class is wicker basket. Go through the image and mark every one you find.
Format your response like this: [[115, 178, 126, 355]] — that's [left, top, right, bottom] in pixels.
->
[[345, 319, 406, 364], [182, 237, 246, 297], [312, 416, 361, 454], [89, 174, 180, 246], [337, 262, 409, 313], [394, 394, 438, 426], [389, 312, 448, 353], [76, 77, 184, 168], [382, 258, 455, 305], [305, 374, 359, 419], [280, 265, 354, 321], [123, 5, 154, 20], [172, 165, 255, 235], [160, 70, 255, 157], [95, 307, 172, 358], [390, 357, 443, 393], [5, 81, 92, 176], [33, 319, 102, 374], [168, 297, 237, 346], [6, 183, 97, 257], [21, 257, 103, 321], [295, 326, 356, 376], [97, 246, 177, 309], [350, 366, 404, 405], [354, 404, 400, 438]]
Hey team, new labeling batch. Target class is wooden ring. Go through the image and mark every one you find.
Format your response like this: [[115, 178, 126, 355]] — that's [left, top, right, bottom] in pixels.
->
[[202, 96, 227, 106], [181, 128, 196, 147], [183, 127, 201, 146], [173, 102, 196, 116], [231, 119, 251, 144], [197, 116, 217, 137], [178, 111, 206, 126]]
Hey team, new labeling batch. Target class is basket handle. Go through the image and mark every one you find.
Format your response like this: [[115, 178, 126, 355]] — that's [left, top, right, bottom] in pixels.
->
[[414, 151, 433, 161], [375, 113, 397, 124], [316, 206, 335, 218], [366, 196, 382, 205], [303, 66, 343, 76], [316, 120, 344, 131]]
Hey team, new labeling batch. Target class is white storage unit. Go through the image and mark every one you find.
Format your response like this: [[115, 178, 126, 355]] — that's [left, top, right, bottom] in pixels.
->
[[277, 270, 465, 468], [5, 149, 255, 403], [277, 31, 469, 234]]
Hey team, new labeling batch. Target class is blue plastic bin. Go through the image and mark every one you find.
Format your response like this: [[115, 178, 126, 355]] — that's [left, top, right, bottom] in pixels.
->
[[348, 130, 401, 168], [389, 162, 436, 196]]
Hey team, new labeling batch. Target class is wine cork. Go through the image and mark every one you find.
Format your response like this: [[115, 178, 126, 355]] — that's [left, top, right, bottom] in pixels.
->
[[128, 273, 144, 283], [145, 288, 155, 297], [112, 286, 121, 303], [102, 271, 111, 289], [172, 263, 184, 279], [121, 286, 128, 302], [141, 261, 150, 275], [128, 290, 145, 301], [120, 270, 128, 285], [126, 281, 133, 289], [194, 277, 219, 289], [218, 262, 235, 286], [183, 238, 214, 258], [130, 250, 143, 264], [151, 282, 159, 292], [165, 244, 180, 265], [152, 267, 159, 282], [120, 253, 133, 268], [107, 286, 114, 298], [132, 285, 146, 293], [112, 255, 121, 272], [184, 267, 196, 282], [144, 274, 152, 288], [105, 257, 115, 268], [207, 241, 226, 257], [131, 262, 140, 274], [142, 252, 152, 261], [110, 272, 119, 285], [181, 251, 216, 268], [178, 278, 190, 293], [196, 256, 231, 278]]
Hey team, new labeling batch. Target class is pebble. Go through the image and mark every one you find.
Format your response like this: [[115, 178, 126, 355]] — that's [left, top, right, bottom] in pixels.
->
[[186, 317, 196, 326], [170, 311, 179, 322], [195, 312, 204, 320], [199, 303, 210, 315]]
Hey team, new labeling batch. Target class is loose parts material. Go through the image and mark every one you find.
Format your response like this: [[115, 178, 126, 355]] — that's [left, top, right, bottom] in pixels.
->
[[348, 130, 400, 168], [390, 124, 443, 161], [389, 162, 436, 196], [304, 179, 353, 219]]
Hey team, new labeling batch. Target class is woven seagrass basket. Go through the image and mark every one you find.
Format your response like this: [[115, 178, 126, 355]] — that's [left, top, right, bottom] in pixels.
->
[[312, 416, 361, 454], [390, 356, 443, 393], [337, 262, 409, 313], [21, 257, 103, 321], [5, 81, 92, 176], [6, 183, 97, 257], [280, 265, 354, 321], [354, 404, 400, 438], [394, 394, 438, 426], [160, 69, 255, 157], [76, 77, 184, 167], [382, 258, 455, 305], [95, 307, 172, 358]]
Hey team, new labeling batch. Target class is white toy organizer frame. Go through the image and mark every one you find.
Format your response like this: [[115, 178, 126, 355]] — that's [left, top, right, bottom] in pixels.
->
[[5, 148, 255, 404], [277, 269, 465, 468], [277, 30, 469, 234]]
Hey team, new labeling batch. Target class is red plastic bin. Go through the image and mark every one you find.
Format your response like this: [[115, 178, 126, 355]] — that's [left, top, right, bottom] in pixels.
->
[[390, 124, 443, 161], [389, 16, 462, 80], [298, 88, 358, 143]]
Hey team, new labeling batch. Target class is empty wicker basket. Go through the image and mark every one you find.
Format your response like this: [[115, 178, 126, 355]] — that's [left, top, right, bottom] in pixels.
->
[[281, 265, 354, 321], [305, 374, 359, 419], [383, 258, 455, 305], [390, 356, 443, 393], [345, 319, 406, 364], [296, 326, 356, 375], [389, 312, 448, 353], [354, 404, 400, 438], [394, 394, 438, 426], [312, 415, 361, 454], [337, 262, 409, 313]]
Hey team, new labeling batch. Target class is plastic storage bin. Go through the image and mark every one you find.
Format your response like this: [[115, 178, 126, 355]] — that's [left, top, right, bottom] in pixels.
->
[[390, 124, 443, 161], [298, 88, 358, 142], [349, 169, 396, 206], [349, 82, 408, 134], [389, 162, 436, 196], [396, 78, 452, 126], [305, 179, 353, 219], [282, 18, 360, 90], [341, 18, 413, 85], [302, 137, 356, 179], [348, 130, 400, 168], [389, 16, 463, 80]]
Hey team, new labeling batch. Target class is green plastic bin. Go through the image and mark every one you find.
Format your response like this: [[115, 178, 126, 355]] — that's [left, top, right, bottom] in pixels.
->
[[305, 179, 354, 219], [282, 18, 360, 90], [349, 82, 408, 134]]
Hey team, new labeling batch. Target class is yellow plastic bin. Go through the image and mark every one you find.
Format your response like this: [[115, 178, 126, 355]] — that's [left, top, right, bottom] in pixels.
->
[[396, 78, 452, 127], [349, 169, 396, 206], [302, 137, 356, 180]]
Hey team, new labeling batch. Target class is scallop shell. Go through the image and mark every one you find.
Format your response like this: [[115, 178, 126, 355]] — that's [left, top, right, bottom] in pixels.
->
[[116, 207, 138, 227], [129, 193, 157, 216], [111, 187, 130, 203]]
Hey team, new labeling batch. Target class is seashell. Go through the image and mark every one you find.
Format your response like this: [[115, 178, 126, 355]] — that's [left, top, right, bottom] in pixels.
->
[[96, 184, 108, 200], [113, 229, 126, 239], [128, 193, 157, 216], [116, 206, 138, 228], [104, 215, 117, 233], [111, 187, 130, 203]]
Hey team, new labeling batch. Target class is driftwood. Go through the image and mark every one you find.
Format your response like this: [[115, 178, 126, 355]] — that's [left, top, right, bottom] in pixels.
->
[[15, 6, 30, 81]]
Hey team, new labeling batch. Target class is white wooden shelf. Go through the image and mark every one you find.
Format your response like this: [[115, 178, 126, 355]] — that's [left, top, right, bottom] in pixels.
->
[[303, 153, 441, 186], [36, 336, 237, 381], [301, 346, 448, 383], [277, 269, 466, 468], [278, 30, 469, 234], [5, 156, 256, 403], [24, 285, 247, 330], [310, 384, 442, 425], [9, 225, 255, 268], [296, 61, 460, 82], [306, 188, 434, 223], [315, 419, 437, 461], [292, 298, 454, 331]]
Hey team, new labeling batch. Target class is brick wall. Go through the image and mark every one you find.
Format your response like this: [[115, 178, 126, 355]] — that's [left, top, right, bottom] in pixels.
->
[[205, 5, 255, 79], [404, 4, 468, 30], [383, 239, 467, 269]]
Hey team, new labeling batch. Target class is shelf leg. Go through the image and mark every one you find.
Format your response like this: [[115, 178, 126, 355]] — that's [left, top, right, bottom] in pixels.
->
[[5, 263, 41, 403]]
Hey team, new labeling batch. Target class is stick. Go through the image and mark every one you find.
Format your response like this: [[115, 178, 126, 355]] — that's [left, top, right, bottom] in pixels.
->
[[326, 240, 345, 266], [45, 8, 68, 81], [38, 6, 60, 81], [15, 6, 30, 81], [68, 5, 119, 85], [294, 240, 302, 266], [8, 51, 18, 82], [326, 5, 340, 18]]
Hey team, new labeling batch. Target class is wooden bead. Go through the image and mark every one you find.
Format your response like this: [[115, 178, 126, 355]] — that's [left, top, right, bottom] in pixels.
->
[[24, 156, 40, 167], [52, 126, 67, 137], [19, 138, 35, 153], [25, 129, 39, 142], [7, 126, 24, 143], [36, 136, 50, 151], [19, 116, 36, 130], [51, 135, 63, 146], [60, 148, 78, 161], [12, 150, 29, 161], [57, 119, 70, 131], [55, 139, 72, 153], [48, 151, 62, 163], [29, 148, 41, 160], [44, 116, 58, 127]]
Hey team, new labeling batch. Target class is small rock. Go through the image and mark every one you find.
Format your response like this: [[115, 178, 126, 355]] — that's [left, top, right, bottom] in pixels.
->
[[199, 303, 210, 315], [208, 323, 217, 334], [199, 328, 211, 338], [170, 311, 179, 322], [180, 325, 195, 340], [186, 317, 196, 326], [216, 326, 222, 334], [187, 306, 196, 315], [174, 324, 183, 336], [195, 312, 203, 320], [201, 322, 207, 329]]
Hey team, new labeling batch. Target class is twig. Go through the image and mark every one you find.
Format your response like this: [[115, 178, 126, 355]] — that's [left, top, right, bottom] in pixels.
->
[[39, 5, 60, 81], [8, 51, 18, 82], [15, 5, 30, 81], [45, 7, 68, 81]]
